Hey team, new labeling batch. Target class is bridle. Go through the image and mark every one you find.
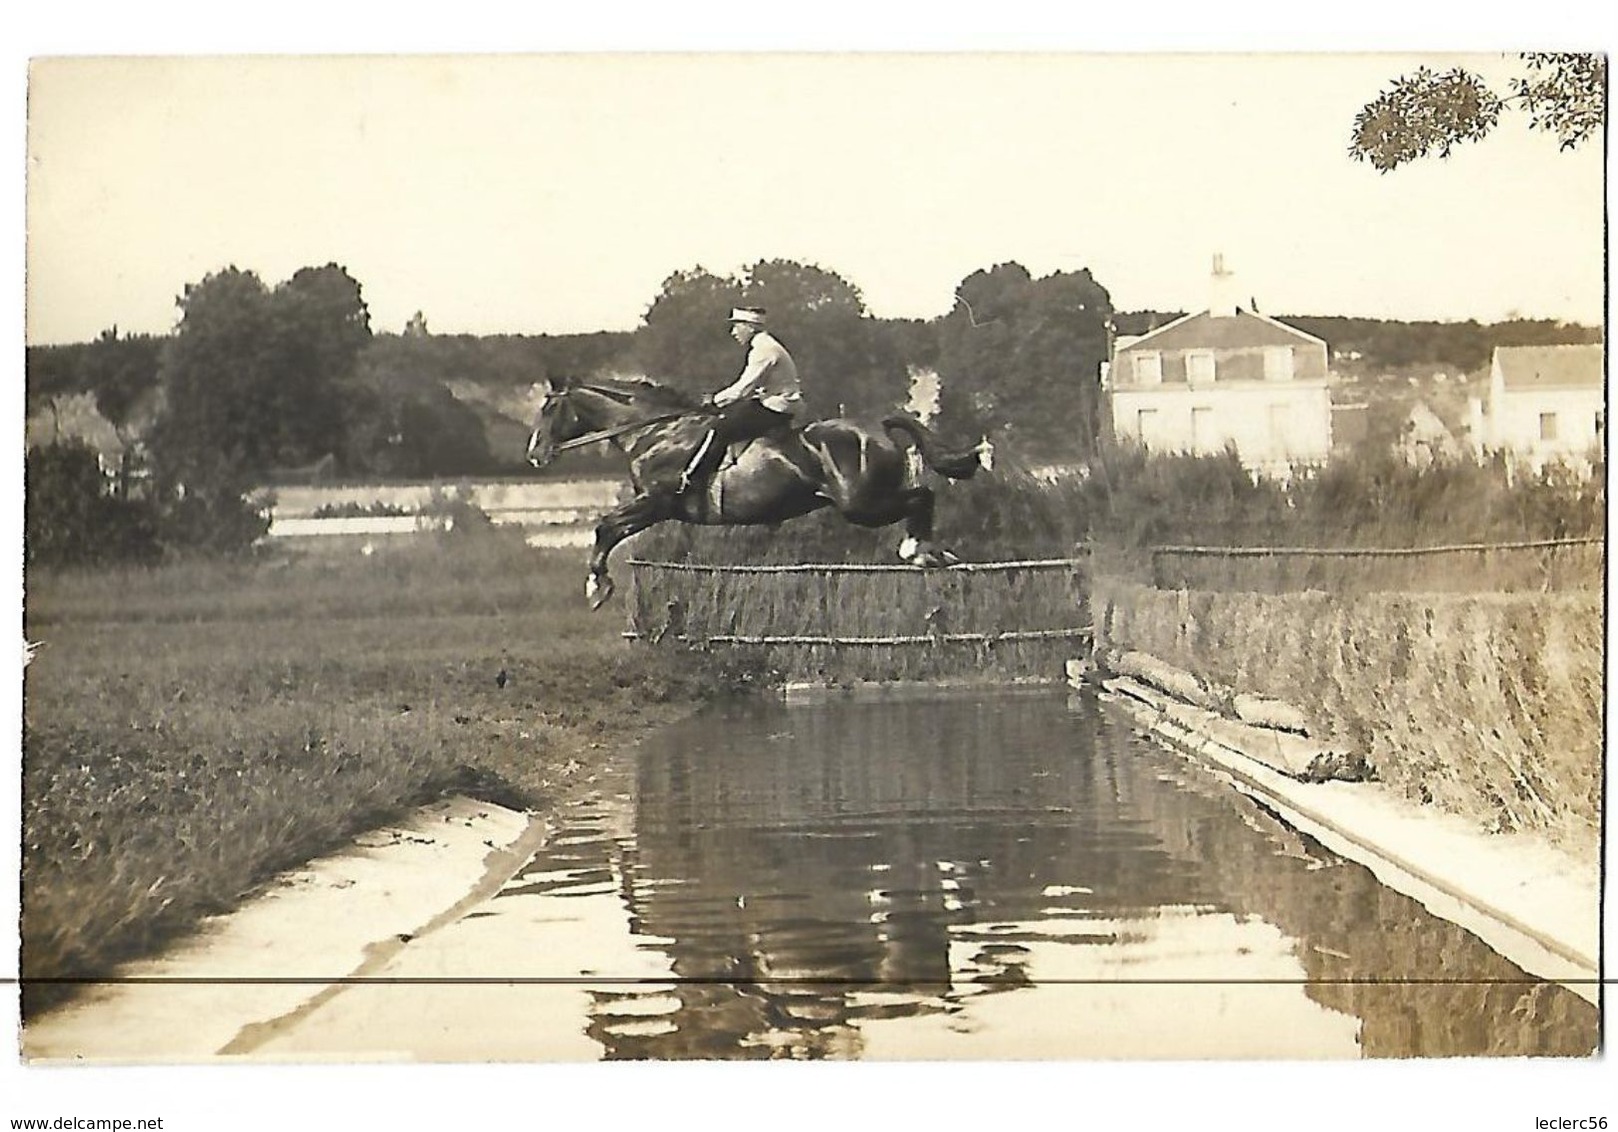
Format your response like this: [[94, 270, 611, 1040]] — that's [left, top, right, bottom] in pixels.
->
[[552, 411, 693, 453], [540, 382, 703, 453]]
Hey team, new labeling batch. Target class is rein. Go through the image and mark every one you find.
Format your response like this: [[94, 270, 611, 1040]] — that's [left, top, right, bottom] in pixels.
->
[[552, 410, 696, 453]]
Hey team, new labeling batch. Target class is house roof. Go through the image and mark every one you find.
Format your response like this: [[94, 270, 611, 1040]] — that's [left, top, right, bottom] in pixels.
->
[[1115, 309, 1326, 354], [1493, 344, 1604, 390], [24, 392, 126, 459]]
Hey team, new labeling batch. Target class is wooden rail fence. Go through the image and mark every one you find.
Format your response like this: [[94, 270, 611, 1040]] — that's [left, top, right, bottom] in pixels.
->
[[1150, 537, 1602, 593]]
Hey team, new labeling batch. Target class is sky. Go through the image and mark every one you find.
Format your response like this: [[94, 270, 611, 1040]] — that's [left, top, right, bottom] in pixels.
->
[[22, 48, 1609, 346]]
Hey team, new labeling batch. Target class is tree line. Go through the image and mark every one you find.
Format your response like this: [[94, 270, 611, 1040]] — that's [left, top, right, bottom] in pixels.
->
[[24, 256, 1116, 564], [23, 254, 1601, 566]]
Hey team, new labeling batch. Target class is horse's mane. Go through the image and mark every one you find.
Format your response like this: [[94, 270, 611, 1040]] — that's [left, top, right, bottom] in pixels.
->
[[579, 373, 700, 411]]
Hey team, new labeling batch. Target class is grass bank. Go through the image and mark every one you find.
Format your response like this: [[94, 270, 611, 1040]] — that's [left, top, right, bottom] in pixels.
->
[[21, 527, 758, 1012]]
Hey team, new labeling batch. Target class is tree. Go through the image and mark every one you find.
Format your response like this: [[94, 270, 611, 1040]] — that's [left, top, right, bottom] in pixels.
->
[[934, 263, 1113, 461], [632, 260, 907, 418], [142, 263, 372, 553], [76, 327, 163, 429], [345, 335, 497, 477], [147, 266, 274, 496], [150, 263, 372, 477], [633, 266, 743, 391], [24, 441, 109, 566], [741, 259, 904, 418], [25, 330, 164, 428], [1350, 53, 1605, 172], [263, 264, 372, 465]]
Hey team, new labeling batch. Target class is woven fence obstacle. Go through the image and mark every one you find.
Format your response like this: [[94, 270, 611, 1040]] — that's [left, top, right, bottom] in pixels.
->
[[625, 555, 1092, 683]]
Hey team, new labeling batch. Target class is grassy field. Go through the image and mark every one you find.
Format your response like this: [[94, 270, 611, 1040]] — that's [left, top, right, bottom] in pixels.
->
[[21, 525, 756, 1013]]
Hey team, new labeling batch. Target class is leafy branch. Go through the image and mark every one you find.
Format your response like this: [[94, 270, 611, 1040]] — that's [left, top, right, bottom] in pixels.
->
[[1350, 53, 1606, 172]]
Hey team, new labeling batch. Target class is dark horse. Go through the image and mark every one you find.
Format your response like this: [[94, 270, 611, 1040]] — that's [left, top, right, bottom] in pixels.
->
[[526, 375, 986, 607]]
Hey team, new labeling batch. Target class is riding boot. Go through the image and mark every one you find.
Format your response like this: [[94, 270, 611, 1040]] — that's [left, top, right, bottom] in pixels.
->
[[679, 429, 722, 495]]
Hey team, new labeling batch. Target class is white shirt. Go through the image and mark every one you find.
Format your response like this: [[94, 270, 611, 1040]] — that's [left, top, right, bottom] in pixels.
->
[[712, 331, 802, 413]]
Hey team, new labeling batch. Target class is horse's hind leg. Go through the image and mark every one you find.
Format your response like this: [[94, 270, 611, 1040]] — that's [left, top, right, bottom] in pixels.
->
[[893, 487, 958, 567], [842, 486, 954, 567]]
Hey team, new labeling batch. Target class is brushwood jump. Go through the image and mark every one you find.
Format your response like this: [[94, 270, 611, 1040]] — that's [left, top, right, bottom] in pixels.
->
[[625, 556, 1093, 683]]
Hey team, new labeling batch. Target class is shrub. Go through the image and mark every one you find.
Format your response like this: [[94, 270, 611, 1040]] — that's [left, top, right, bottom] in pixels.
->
[[310, 500, 410, 519], [419, 482, 490, 527], [149, 479, 273, 558], [24, 441, 161, 567]]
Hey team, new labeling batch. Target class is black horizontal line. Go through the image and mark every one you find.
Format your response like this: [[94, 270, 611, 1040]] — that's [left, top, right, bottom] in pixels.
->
[[8, 976, 1609, 988]]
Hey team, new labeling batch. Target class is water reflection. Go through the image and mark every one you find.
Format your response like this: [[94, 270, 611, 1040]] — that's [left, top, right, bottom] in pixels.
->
[[499, 690, 1598, 1059]]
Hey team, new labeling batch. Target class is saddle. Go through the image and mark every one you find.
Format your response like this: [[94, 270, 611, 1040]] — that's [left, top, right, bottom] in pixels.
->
[[713, 419, 798, 472]]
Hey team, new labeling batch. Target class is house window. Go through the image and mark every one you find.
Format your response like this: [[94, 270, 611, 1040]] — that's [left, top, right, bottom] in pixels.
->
[[1133, 352, 1162, 386], [1186, 351, 1216, 386], [1136, 408, 1159, 445], [1191, 407, 1215, 454], [1264, 347, 1294, 381], [1540, 412, 1559, 441]]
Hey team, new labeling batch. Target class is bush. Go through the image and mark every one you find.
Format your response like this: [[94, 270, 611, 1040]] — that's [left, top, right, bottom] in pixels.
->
[[310, 500, 410, 519], [24, 442, 160, 567], [24, 439, 277, 567], [149, 480, 273, 559]]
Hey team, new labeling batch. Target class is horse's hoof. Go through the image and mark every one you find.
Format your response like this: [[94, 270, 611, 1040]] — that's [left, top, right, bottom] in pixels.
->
[[899, 536, 956, 568], [586, 575, 616, 610]]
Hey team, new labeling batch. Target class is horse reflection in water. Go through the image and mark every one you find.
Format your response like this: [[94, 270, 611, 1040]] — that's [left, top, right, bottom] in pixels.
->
[[507, 692, 1598, 1060], [526, 375, 986, 608], [599, 694, 1131, 1059]]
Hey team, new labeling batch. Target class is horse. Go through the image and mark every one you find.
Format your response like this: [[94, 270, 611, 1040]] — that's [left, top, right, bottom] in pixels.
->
[[526, 375, 987, 608]]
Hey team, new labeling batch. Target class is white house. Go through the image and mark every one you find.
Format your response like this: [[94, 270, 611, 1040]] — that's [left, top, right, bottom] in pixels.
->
[[1468, 344, 1604, 471], [1106, 258, 1332, 476]]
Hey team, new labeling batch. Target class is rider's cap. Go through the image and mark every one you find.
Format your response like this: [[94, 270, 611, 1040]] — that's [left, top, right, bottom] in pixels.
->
[[728, 307, 766, 325]]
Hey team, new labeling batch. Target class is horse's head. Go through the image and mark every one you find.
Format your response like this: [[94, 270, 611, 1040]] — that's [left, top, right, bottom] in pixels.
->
[[526, 377, 582, 469], [528, 373, 701, 468]]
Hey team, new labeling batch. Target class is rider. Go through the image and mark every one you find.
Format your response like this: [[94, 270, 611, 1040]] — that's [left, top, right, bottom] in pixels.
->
[[677, 307, 802, 496]]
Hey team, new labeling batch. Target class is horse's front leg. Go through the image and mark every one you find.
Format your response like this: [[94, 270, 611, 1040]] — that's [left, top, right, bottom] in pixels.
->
[[586, 493, 668, 609]]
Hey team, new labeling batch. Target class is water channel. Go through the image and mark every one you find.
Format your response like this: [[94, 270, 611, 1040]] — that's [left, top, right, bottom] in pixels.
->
[[263, 688, 1599, 1060]]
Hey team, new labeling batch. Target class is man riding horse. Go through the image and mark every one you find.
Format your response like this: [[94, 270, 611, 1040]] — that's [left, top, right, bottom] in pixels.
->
[[527, 307, 986, 607], [678, 307, 799, 498]]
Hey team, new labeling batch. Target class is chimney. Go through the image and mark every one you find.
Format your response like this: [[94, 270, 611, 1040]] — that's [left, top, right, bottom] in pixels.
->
[[1209, 253, 1238, 318]]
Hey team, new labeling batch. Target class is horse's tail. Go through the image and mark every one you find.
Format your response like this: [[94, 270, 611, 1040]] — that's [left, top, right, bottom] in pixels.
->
[[880, 415, 985, 480]]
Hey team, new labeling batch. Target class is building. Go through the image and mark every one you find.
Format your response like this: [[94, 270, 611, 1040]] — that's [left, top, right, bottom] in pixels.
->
[[25, 391, 129, 474], [1106, 258, 1332, 476], [1468, 344, 1604, 472], [25, 388, 163, 496], [1397, 401, 1463, 469]]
